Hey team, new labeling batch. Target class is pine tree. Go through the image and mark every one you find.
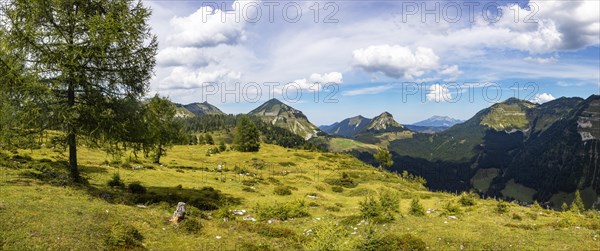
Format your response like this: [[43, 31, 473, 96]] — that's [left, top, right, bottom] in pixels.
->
[[145, 95, 185, 164], [374, 148, 393, 169], [561, 202, 569, 212], [206, 134, 215, 145], [218, 141, 226, 152], [570, 190, 585, 213], [233, 115, 260, 152], [0, 0, 157, 181]]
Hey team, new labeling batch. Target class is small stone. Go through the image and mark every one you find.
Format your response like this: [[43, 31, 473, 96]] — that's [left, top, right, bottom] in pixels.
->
[[215, 236, 221, 239]]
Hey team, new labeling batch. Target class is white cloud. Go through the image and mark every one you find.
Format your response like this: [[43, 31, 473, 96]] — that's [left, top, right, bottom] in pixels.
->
[[352, 45, 439, 79], [159, 67, 241, 90], [530, 93, 556, 104], [344, 85, 394, 96], [308, 72, 343, 84], [287, 72, 344, 93], [167, 0, 257, 48], [524, 56, 559, 64], [439, 65, 461, 76], [156, 47, 213, 67], [426, 84, 453, 103]]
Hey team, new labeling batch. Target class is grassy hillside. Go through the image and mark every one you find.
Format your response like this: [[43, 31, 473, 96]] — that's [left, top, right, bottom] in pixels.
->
[[1, 144, 599, 250]]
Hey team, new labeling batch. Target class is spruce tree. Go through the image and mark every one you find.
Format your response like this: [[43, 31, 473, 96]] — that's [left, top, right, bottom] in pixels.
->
[[233, 115, 260, 152], [570, 190, 585, 213]]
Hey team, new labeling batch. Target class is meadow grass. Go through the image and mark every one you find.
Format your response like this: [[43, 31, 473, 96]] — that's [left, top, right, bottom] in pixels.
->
[[1, 144, 599, 250]]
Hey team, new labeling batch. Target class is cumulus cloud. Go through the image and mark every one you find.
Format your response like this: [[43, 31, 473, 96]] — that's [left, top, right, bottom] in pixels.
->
[[530, 93, 556, 104], [288, 72, 344, 93], [488, 1, 599, 53], [167, 0, 257, 48], [156, 47, 213, 67], [353, 45, 439, 79], [159, 67, 241, 90], [426, 84, 453, 102], [308, 72, 343, 84]]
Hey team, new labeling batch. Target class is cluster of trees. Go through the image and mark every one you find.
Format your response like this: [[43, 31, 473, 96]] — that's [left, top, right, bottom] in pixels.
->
[[189, 134, 215, 145], [182, 114, 310, 149]]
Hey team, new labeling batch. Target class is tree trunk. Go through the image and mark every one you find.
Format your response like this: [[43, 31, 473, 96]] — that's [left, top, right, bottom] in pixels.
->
[[68, 81, 79, 181], [153, 143, 162, 164]]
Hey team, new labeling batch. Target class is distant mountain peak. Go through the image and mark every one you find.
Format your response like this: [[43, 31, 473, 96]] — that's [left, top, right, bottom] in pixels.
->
[[367, 112, 403, 131], [249, 99, 319, 139], [413, 116, 463, 127], [175, 101, 225, 117]]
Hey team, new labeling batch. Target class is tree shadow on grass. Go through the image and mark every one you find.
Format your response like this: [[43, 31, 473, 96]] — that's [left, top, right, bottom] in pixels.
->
[[14, 157, 242, 211]]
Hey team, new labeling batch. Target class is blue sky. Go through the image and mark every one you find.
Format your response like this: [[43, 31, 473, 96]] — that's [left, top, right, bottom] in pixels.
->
[[144, 0, 600, 125]]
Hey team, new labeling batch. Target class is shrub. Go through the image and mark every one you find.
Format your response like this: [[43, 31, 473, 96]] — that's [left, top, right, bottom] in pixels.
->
[[443, 201, 461, 215], [496, 201, 510, 214], [242, 187, 256, 193], [105, 224, 144, 249], [512, 213, 523, 221], [241, 179, 258, 186], [107, 173, 125, 188], [273, 186, 292, 196], [359, 196, 382, 219], [180, 218, 202, 234], [255, 201, 310, 221], [458, 192, 477, 206], [358, 232, 426, 251], [303, 221, 350, 251], [324, 172, 358, 188], [331, 186, 344, 193], [127, 182, 147, 194], [359, 191, 399, 223], [409, 198, 426, 216], [240, 222, 296, 238]]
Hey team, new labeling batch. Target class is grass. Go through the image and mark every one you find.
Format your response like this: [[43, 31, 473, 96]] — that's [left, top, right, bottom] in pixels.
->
[[501, 179, 537, 203], [327, 138, 378, 153], [1, 143, 599, 250], [481, 103, 530, 131], [471, 168, 500, 194]]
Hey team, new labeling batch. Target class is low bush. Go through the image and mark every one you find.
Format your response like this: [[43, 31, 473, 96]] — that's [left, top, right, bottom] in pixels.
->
[[358, 233, 426, 251], [331, 186, 344, 193], [458, 192, 478, 206], [359, 190, 400, 223], [180, 218, 202, 234], [255, 201, 310, 221], [443, 201, 461, 215], [105, 224, 144, 250], [324, 172, 358, 188], [273, 186, 292, 196], [409, 198, 426, 217], [496, 201, 510, 214], [107, 173, 125, 188]]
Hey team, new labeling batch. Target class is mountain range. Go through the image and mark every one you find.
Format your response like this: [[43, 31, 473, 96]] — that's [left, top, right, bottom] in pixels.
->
[[173, 95, 600, 208]]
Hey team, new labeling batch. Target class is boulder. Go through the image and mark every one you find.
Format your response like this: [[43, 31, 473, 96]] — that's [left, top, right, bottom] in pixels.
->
[[170, 202, 186, 224]]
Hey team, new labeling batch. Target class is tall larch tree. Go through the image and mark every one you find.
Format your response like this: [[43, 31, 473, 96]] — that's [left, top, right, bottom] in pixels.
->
[[0, 0, 157, 181]]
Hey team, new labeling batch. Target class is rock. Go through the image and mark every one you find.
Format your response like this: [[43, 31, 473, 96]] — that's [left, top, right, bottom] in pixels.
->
[[136, 205, 147, 209], [448, 216, 458, 220], [170, 202, 186, 224], [306, 195, 319, 199], [232, 209, 246, 215], [243, 216, 256, 221]]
